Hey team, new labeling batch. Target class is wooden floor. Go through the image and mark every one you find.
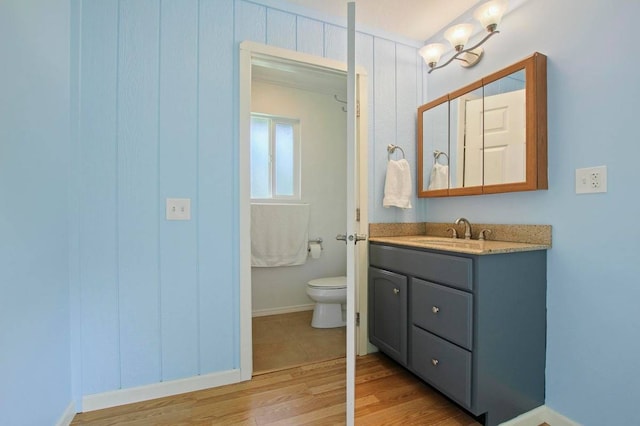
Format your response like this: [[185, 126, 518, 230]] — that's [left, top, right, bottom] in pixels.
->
[[71, 352, 482, 425], [253, 311, 346, 374]]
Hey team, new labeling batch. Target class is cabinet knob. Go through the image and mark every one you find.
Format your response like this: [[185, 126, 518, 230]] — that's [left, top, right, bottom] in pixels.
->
[[393, 288, 400, 295], [432, 306, 440, 314], [431, 359, 439, 366]]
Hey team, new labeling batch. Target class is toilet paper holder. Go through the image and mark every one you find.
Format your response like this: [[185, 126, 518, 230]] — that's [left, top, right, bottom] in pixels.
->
[[308, 237, 323, 251]]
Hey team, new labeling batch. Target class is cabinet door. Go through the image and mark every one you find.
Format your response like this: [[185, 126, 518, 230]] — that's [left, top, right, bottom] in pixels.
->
[[368, 267, 408, 365]]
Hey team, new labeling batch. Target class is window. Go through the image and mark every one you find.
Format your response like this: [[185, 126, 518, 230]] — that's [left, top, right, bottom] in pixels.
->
[[250, 114, 300, 200]]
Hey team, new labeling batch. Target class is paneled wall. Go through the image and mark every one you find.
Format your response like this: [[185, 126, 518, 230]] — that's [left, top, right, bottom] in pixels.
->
[[78, 0, 236, 395], [76, 0, 425, 397]]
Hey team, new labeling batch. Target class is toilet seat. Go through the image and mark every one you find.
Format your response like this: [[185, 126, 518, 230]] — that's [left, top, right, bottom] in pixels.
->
[[308, 276, 346, 289]]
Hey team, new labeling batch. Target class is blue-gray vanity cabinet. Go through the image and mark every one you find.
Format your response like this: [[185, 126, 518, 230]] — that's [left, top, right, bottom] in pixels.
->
[[368, 242, 547, 426]]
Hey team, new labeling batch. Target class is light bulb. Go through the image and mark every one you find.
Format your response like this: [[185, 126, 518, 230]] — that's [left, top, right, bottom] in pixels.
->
[[444, 23, 474, 51], [474, 0, 508, 32], [419, 43, 445, 68]]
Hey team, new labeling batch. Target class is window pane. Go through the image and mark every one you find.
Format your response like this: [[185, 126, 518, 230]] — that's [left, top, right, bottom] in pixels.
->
[[250, 117, 270, 198], [275, 123, 294, 197]]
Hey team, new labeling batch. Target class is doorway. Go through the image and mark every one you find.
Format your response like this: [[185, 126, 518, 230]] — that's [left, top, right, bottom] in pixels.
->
[[249, 60, 349, 374], [238, 40, 369, 381]]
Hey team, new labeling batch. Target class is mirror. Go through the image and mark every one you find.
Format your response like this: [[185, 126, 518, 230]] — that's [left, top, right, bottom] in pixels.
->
[[417, 52, 547, 197], [418, 95, 449, 196]]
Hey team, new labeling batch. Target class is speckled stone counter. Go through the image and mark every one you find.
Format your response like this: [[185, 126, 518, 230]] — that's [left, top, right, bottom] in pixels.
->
[[369, 222, 551, 255]]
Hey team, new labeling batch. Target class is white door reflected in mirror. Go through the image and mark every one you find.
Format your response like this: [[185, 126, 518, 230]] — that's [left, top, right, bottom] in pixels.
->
[[462, 89, 525, 186]]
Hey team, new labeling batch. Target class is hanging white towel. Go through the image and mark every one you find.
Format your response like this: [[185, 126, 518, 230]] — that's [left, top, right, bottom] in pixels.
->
[[383, 159, 412, 209], [251, 203, 310, 267], [428, 163, 449, 190]]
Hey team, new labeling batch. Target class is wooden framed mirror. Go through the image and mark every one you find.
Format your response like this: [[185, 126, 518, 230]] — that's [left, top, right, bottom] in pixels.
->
[[417, 52, 547, 197]]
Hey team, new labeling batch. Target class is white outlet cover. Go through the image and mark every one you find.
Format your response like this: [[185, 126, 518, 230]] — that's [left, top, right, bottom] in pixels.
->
[[575, 166, 607, 194], [166, 198, 191, 220]]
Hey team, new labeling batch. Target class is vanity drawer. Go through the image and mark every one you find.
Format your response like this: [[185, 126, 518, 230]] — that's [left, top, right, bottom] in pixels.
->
[[411, 326, 472, 408], [369, 244, 472, 290], [411, 278, 473, 350]]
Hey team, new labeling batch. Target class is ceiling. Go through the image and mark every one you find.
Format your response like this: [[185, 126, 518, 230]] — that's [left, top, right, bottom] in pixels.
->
[[282, 0, 480, 42]]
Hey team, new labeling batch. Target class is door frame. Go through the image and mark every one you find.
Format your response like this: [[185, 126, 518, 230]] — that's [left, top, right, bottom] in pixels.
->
[[238, 41, 369, 380]]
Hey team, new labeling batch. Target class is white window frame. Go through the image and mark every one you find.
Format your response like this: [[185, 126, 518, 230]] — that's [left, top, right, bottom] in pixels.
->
[[250, 113, 301, 201]]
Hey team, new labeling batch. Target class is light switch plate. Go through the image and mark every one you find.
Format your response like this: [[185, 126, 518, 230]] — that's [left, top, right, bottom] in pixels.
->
[[166, 198, 191, 220], [575, 166, 607, 194]]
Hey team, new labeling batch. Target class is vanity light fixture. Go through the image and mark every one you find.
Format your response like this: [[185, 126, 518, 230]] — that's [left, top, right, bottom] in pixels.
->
[[419, 0, 508, 73]]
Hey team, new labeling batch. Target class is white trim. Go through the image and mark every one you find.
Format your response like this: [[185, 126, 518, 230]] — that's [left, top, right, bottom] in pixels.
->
[[252, 304, 315, 317], [544, 406, 583, 426], [55, 402, 77, 426], [239, 44, 254, 382], [346, 5, 357, 424], [241, 41, 368, 76], [355, 71, 370, 357], [81, 369, 241, 412], [500, 405, 582, 426]]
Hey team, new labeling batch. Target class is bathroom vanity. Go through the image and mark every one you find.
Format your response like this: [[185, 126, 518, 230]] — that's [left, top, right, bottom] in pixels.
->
[[368, 237, 548, 426]]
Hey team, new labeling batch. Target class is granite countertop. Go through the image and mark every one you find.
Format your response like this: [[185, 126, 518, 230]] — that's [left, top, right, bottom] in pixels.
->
[[368, 235, 551, 255]]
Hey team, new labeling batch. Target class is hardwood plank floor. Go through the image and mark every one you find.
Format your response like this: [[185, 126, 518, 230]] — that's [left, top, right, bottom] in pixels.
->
[[355, 354, 480, 426], [72, 353, 483, 425]]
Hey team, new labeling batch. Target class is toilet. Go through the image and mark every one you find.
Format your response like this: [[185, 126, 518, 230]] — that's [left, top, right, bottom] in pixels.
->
[[306, 276, 347, 328]]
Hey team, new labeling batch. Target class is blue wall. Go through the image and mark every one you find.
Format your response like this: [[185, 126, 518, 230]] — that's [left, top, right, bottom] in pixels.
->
[[422, 0, 640, 424], [74, 0, 424, 398], [0, 0, 72, 424]]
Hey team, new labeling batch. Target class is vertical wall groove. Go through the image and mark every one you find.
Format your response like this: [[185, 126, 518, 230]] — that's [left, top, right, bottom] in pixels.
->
[[195, 0, 201, 375], [231, 0, 241, 368], [115, 0, 122, 390], [156, 0, 163, 381], [394, 43, 398, 148]]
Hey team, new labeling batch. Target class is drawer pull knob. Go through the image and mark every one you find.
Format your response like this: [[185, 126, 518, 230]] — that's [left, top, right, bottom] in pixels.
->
[[432, 306, 440, 314], [393, 288, 400, 295], [431, 359, 439, 366]]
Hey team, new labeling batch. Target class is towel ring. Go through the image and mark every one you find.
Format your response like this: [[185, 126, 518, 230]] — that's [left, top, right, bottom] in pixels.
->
[[433, 150, 449, 165], [387, 144, 405, 161]]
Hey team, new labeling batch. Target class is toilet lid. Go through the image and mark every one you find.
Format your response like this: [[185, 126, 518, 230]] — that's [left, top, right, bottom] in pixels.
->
[[308, 276, 347, 289]]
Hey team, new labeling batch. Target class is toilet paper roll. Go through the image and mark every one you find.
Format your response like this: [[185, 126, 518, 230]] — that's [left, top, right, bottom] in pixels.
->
[[309, 242, 322, 259]]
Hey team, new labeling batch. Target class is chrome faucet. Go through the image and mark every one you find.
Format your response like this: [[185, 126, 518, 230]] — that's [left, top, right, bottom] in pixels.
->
[[455, 217, 472, 240]]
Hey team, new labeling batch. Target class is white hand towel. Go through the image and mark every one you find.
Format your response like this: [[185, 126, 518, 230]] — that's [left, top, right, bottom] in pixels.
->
[[428, 163, 449, 190], [383, 159, 412, 209], [251, 203, 310, 267]]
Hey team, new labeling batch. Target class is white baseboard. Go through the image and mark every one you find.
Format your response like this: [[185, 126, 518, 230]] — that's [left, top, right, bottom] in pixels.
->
[[55, 402, 77, 426], [252, 303, 315, 317], [82, 369, 242, 412], [500, 405, 582, 426], [544, 406, 583, 426]]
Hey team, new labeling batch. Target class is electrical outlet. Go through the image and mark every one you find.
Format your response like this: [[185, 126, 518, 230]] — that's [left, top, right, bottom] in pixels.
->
[[575, 166, 607, 194], [166, 198, 191, 220]]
